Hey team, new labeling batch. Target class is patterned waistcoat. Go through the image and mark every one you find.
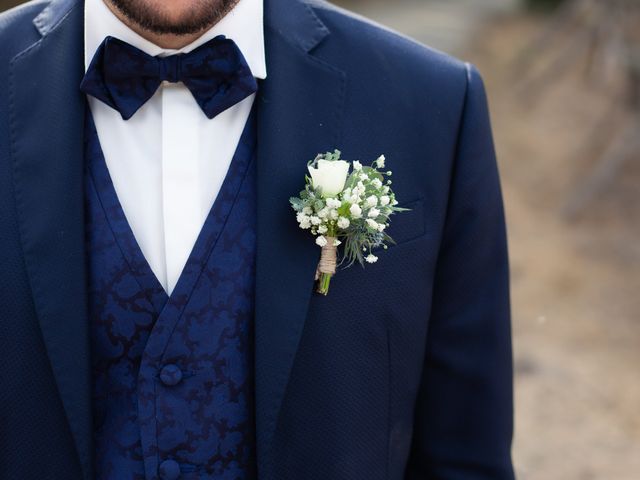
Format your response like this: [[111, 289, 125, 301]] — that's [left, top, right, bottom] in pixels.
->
[[84, 106, 258, 480]]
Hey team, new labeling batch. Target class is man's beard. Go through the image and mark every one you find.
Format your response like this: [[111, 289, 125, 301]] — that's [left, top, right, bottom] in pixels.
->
[[107, 0, 241, 36]]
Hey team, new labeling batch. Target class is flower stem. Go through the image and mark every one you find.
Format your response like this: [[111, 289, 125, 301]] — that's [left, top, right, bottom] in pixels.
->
[[316, 272, 332, 295]]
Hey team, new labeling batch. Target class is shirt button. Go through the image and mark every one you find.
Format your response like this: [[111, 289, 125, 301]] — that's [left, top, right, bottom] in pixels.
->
[[158, 459, 180, 480], [159, 364, 183, 386]]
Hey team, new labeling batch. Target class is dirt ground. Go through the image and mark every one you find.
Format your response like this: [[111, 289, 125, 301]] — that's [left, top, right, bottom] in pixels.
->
[[463, 12, 640, 480]]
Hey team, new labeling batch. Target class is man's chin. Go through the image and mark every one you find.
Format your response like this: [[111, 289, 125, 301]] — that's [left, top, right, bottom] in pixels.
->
[[106, 0, 239, 37]]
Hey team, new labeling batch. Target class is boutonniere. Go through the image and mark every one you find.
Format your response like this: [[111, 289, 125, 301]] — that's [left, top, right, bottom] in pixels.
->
[[290, 150, 409, 295]]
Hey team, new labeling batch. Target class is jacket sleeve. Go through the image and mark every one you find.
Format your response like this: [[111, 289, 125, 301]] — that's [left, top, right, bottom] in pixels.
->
[[405, 63, 515, 480]]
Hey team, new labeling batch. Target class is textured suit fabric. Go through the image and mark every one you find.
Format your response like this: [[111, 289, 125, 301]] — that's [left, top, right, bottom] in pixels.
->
[[0, 0, 514, 479], [85, 108, 258, 479]]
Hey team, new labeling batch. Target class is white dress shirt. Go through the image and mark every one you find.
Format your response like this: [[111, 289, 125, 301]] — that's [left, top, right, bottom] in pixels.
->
[[84, 0, 266, 295]]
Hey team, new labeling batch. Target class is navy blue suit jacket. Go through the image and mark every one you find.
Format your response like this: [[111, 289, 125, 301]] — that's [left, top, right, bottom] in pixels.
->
[[0, 0, 514, 478]]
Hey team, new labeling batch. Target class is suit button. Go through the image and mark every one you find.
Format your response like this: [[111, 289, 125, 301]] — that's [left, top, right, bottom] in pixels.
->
[[159, 364, 183, 386], [159, 459, 180, 479]]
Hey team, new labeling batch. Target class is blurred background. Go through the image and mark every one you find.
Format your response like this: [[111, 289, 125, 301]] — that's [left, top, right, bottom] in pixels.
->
[[2, 0, 638, 478]]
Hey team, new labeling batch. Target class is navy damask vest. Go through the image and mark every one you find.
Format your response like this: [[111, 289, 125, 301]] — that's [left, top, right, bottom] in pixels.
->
[[84, 106, 258, 480]]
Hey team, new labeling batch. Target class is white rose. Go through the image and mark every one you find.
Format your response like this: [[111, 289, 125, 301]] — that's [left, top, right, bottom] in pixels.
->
[[316, 235, 328, 247], [308, 159, 350, 197], [349, 204, 362, 218]]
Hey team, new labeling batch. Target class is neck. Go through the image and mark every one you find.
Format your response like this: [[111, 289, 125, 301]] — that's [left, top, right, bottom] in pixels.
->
[[103, 1, 215, 50]]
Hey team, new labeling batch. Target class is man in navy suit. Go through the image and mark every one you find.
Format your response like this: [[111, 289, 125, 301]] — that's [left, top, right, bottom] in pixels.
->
[[0, 0, 514, 478]]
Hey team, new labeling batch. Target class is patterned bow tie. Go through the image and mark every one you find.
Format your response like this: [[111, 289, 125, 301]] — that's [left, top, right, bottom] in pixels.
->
[[80, 35, 258, 120]]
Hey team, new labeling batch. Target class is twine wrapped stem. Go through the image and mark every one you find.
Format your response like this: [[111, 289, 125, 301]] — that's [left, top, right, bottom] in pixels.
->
[[315, 236, 337, 295]]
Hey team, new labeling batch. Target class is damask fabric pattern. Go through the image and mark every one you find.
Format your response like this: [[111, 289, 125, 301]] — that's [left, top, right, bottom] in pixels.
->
[[80, 35, 258, 120], [84, 105, 258, 480]]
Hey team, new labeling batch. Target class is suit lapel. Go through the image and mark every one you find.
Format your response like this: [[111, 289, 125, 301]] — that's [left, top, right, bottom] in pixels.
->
[[254, 0, 346, 475], [8, 1, 91, 478]]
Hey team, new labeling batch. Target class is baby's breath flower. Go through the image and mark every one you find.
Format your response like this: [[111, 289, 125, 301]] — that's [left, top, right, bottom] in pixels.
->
[[382, 186, 390, 194], [337, 217, 350, 229], [371, 178, 383, 189], [366, 195, 378, 207], [329, 209, 339, 220], [380, 195, 390, 206], [318, 225, 328, 234], [333, 239, 342, 247], [376, 155, 386, 168], [302, 206, 313, 215], [353, 160, 363, 171], [317, 208, 329, 219], [366, 219, 378, 230], [310, 216, 321, 225], [316, 236, 328, 247], [326, 197, 341, 209], [377, 223, 386, 232], [359, 173, 368, 182], [350, 204, 362, 218], [365, 254, 378, 264], [368, 208, 380, 218], [299, 218, 311, 229]]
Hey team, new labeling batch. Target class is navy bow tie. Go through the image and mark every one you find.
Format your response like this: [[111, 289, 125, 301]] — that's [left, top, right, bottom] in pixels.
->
[[80, 35, 258, 120]]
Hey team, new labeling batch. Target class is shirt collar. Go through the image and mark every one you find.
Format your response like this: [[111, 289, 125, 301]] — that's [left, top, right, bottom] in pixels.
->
[[84, 0, 267, 79]]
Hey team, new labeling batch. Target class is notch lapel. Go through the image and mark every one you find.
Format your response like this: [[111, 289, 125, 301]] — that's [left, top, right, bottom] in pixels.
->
[[8, 1, 92, 478], [254, 0, 346, 475]]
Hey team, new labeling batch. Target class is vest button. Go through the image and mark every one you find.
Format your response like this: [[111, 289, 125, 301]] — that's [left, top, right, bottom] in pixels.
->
[[159, 364, 183, 386], [158, 459, 180, 480]]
